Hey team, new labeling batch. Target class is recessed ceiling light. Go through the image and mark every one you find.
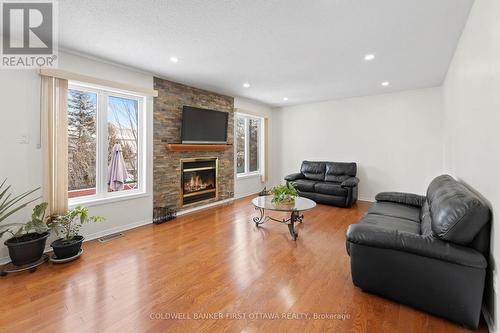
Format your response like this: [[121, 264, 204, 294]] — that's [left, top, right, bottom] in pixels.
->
[[364, 54, 375, 61], [283, 97, 289, 101], [169, 56, 178, 63], [381, 81, 390, 87], [243, 83, 250, 88]]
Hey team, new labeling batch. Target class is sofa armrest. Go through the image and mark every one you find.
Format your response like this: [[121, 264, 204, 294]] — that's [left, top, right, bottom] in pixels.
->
[[375, 191, 426, 208], [285, 172, 304, 181], [341, 177, 359, 188], [346, 224, 487, 269]]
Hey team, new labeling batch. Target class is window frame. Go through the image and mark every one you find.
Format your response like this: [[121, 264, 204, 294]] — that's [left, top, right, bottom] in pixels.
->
[[235, 113, 262, 179], [68, 81, 147, 207]]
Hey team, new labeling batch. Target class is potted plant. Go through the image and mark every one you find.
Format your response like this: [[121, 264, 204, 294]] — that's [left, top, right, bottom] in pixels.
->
[[271, 182, 299, 204], [48, 206, 104, 259], [0, 180, 50, 266]]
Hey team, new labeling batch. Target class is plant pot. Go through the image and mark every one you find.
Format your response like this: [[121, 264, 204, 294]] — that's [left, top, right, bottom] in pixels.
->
[[50, 235, 84, 259], [4, 232, 49, 266], [280, 197, 296, 204], [273, 196, 296, 205]]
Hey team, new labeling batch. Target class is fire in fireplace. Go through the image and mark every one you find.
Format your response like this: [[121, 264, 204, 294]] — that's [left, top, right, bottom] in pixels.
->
[[181, 158, 218, 206], [183, 170, 215, 194]]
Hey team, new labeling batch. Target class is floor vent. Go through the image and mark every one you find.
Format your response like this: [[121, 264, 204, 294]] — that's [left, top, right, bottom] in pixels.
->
[[98, 233, 124, 243]]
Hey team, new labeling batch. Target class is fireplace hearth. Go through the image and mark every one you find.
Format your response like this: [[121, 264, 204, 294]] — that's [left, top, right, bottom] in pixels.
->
[[181, 158, 218, 206]]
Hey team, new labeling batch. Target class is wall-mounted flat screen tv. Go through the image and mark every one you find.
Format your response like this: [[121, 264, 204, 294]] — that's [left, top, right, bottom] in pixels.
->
[[181, 106, 228, 144]]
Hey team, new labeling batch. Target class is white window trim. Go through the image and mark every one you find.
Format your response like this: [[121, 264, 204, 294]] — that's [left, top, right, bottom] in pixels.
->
[[69, 192, 150, 208], [235, 112, 263, 178], [68, 82, 147, 207], [237, 172, 261, 180]]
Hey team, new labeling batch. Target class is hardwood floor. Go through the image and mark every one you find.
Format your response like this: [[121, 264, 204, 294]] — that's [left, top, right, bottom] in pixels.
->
[[0, 196, 489, 333]]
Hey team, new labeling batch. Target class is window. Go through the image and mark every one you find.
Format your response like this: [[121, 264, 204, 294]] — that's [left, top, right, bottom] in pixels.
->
[[68, 83, 145, 204], [236, 113, 262, 177], [67, 89, 97, 196]]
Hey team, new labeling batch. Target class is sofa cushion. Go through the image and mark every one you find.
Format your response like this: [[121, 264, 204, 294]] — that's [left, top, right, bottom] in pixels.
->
[[325, 162, 357, 182], [367, 202, 421, 223], [314, 182, 347, 196], [359, 213, 420, 234], [293, 179, 318, 192], [299, 191, 347, 207], [427, 175, 490, 245], [300, 161, 326, 181], [375, 192, 425, 208]]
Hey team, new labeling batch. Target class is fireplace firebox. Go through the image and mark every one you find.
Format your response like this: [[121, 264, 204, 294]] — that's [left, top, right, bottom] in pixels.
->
[[181, 158, 218, 206]]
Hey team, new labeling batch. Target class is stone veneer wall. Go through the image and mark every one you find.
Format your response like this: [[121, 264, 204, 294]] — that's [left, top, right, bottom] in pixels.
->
[[153, 77, 234, 210]]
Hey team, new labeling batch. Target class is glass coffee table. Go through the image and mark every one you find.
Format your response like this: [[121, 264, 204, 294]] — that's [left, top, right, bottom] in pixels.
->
[[251, 196, 316, 240]]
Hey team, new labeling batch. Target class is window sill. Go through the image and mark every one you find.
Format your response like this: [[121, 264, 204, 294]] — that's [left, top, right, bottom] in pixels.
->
[[236, 172, 262, 180], [69, 191, 149, 208]]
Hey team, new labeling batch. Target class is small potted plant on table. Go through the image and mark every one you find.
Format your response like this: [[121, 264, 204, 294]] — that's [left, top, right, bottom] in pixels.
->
[[48, 206, 104, 261], [271, 182, 299, 204]]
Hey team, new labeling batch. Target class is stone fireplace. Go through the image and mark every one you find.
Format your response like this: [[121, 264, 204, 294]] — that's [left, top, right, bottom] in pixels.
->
[[153, 77, 234, 211], [181, 158, 218, 206]]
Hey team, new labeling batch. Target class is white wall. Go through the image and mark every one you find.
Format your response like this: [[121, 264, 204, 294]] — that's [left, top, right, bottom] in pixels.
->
[[272, 87, 444, 201], [0, 51, 154, 263], [233, 97, 274, 198], [442, 0, 500, 330]]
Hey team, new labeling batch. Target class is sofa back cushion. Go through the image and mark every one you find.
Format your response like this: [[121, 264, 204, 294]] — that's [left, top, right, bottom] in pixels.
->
[[325, 162, 357, 182], [300, 161, 326, 180], [427, 175, 490, 245]]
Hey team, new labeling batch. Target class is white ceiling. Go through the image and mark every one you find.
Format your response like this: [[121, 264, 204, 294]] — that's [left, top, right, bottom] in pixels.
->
[[59, 0, 474, 106]]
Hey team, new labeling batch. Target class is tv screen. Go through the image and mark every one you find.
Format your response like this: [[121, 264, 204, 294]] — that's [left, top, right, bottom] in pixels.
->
[[181, 106, 228, 144]]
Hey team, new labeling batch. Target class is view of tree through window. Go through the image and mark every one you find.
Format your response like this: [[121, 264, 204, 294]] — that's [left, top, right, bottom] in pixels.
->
[[68, 89, 97, 197], [236, 117, 246, 174], [107, 96, 139, 191], [236, 114, 261, 175], [248, 118, 259, 172]]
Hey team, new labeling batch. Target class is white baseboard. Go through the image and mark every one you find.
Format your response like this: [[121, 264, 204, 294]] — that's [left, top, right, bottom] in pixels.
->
[[483, 306, 496, 333], [83, 218, 153, 242], [233, 191, 260, 200]]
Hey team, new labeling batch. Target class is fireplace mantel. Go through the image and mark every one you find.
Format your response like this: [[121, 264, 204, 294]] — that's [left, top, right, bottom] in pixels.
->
[[166, 144, 233, 152]]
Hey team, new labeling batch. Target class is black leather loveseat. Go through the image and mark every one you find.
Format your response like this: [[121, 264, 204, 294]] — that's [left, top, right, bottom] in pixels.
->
[[346, 175, 490, 328], [285, 161, 359, 207]]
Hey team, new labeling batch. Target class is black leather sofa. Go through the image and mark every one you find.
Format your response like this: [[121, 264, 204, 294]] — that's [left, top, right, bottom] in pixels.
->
[[346, 175, 491, 328], [285, 161, 359, 208]]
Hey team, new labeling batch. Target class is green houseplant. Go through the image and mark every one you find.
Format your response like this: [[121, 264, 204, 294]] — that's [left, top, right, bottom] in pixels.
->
[[0, 180, 50, 266], [271, 182, 299, 204], [48, 206, 104, 259]]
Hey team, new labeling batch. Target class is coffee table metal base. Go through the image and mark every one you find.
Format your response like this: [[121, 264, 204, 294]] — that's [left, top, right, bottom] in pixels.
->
[[253, 207, 303, 240]]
